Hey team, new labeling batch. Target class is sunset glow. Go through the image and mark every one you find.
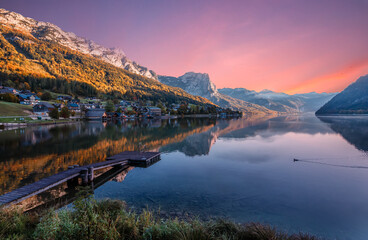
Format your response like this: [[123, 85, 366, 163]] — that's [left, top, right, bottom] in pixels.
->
[[3, 0, 368, 93]]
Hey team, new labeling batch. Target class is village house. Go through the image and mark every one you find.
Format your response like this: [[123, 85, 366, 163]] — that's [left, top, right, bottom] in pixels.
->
[[57, 95, 72, 101], [67, 102, 80, 112], [0, 86, 18, 95], [148, 107, 162, 117], [32, 102, 55, 116], [53, 103, 65, 110], [85, 108, 106, 120], [18, 94, 40, 105]]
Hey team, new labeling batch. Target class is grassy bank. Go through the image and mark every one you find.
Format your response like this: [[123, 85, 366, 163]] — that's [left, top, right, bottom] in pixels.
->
[[0, 197, 318, 240], [0, 101, 32, 116], [0, 117, 77, 124]]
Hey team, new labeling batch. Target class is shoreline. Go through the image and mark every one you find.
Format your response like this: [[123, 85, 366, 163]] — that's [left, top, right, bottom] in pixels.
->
[[0, 118, 81, 129]]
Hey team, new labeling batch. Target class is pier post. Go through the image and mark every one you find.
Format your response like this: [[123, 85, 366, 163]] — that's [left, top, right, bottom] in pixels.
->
[[88, 167, 94, 183], [67, 177, 78, 188], [80, 168, 88, 185]]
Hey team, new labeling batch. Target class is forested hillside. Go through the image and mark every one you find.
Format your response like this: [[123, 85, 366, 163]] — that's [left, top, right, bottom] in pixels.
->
[[0, 25, 213, 105], [316, 75, 368, 114]]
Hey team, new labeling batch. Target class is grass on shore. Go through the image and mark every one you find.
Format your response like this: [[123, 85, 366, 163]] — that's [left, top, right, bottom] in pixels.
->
[[0, 101, 32, 117], [0, 117, 33, 123], [0, 196, 318, 240]]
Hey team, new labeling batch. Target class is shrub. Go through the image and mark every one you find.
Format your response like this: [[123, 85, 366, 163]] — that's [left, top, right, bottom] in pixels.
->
[[49, 107, 59, 119], [41, 92, 52, 101], [0, 93, 19, 103], [60, 107, 70, 118], [0, 209, 38, 239], [105, 100, 115, 112]]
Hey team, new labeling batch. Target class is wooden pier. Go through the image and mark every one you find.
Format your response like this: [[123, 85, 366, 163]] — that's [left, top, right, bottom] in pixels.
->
[[0, 151, 160, 208]]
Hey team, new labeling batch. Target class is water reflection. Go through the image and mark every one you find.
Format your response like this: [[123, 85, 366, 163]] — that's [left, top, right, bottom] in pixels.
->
[[0, 118, 217, 195], [318, 115, 368, 153], [2, 115, 368, 239], [14, 165, 135, 213], [2, 115, 368, 196]]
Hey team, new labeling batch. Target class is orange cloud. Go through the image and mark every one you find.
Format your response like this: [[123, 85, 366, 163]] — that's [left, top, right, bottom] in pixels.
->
[[285, 60, 368, 94]]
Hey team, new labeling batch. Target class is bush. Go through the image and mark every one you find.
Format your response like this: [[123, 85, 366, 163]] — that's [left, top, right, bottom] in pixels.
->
[[0, 209, 38, 239], [60, 107, 70, 118], [41, 92, 52, 101], [49, 108, 59, 119], [105, 100, 115, 112], [0, 93, 19, 103]]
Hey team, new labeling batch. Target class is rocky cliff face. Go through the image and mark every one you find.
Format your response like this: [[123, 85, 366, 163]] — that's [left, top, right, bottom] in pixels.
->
[[159, 72, 218, 97], [0, 8, 157, 80]]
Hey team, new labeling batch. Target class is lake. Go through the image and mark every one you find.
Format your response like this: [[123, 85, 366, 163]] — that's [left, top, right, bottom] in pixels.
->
[[1, 115, 368, 239]]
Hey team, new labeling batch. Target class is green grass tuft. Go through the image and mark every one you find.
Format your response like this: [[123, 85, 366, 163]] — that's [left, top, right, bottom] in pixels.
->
[[0, 197, 320, 240]]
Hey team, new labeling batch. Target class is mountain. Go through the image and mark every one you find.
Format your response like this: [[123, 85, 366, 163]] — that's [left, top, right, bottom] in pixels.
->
[[219, 88, 335, 113], [0, 9, 214, 105], [159, 72, 217, 97], [0, 8, 157, 80], [293, 92, 337, 112], [159, 72, 275, 115], [316, 75, 368, 115], [219, 88, 299, 113]]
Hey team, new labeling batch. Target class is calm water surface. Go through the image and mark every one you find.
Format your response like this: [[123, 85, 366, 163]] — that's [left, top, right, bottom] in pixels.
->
[[1, 115, 368, 239]]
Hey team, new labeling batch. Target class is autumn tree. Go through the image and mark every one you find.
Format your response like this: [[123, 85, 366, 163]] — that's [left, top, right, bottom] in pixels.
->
[[24, 82, 31, 90], [105, 100, 115, 112], [60, 107, 70, 118], [0, 93, 19, 103]]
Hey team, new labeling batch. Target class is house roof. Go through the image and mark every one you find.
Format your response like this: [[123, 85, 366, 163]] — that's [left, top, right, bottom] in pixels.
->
[[68, 103, 79, 107], [34, 102, 55, 109], [18, 94, 37, 100], [18, 94, 29, 99], [0, 89, 13, 94], [85, 109, 106, 118]]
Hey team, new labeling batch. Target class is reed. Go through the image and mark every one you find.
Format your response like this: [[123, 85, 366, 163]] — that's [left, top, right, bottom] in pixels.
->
[[0, 197, 319, 240]]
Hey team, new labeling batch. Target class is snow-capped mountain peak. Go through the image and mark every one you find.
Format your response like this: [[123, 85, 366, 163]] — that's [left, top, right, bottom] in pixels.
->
[[0, 8, 157, 80]]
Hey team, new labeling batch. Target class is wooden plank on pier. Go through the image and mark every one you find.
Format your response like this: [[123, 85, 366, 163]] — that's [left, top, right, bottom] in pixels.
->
[[0, 151, 160, 208], [107, 151, 160, 166], [0, 168, 81, 206], [86, 159, 128, 170], [106, 151, 160, 161]]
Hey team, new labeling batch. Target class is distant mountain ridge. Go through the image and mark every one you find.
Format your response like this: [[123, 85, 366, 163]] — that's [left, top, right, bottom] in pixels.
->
[[159, 73, 275, 115], [316, 75, 368, 114], [159, 72, 335, 114], [0, 8, 157, 80], [219, 88, 335, 113]]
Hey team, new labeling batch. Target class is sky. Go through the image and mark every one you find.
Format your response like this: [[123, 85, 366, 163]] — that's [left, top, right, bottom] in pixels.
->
[[2, 0, 368, 93]]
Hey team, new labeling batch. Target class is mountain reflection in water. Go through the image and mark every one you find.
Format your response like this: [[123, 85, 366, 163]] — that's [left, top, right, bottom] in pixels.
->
[[0, 118, 217, 195], [1, 115, 368, 196], [318, 115, 368, 153]]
